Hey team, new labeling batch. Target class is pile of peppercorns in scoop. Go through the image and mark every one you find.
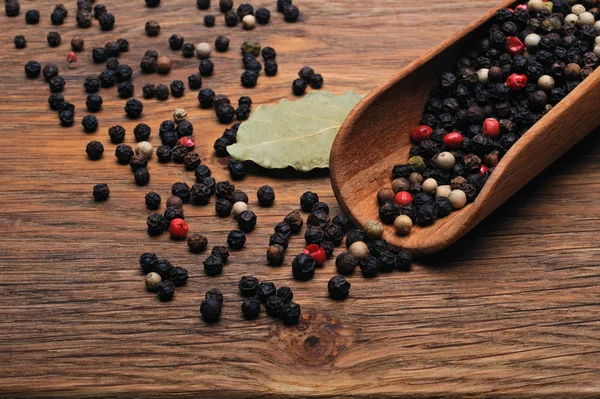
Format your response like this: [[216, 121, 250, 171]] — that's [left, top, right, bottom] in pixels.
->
[[378, 0, 600, 236]]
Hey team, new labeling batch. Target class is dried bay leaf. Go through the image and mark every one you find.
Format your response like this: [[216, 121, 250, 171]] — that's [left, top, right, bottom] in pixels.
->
[[227, 91, 362, 171]]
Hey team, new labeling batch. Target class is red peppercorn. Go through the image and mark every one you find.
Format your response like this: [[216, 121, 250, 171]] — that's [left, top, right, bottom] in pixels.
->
[[515, 4, 527, 11], [178, 136, 195, 150], [480, 165, 489, 175], [443, 132, 463, 150], [67, 51, 77, 69], [169, 218, 189, 239], [506, 37, 524, 56], [506, 73, 527, 90], [303, 244, 327, 265], [483, 118, 501, 138], [394, 191, 413, 205], [410, 125, 432, 143]]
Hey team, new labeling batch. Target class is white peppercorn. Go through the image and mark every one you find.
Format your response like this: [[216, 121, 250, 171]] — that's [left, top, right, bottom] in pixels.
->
[[364, 220, 383, 239], [436, 185, 452, 198], [537, 75, 555, 91], [594, 21, 600, 35], [594, 44, 600, 58], [136, 141, 153, 159], [422, 178, 438, 194], [242, 14, 256, 30], [527, 0, 544, 13], [392, 178, 410, 193], [349, 241, 369, 259], [448, 190, 467, 209], [477, 68, 489, 84], [433, 151, 455, 170], [232, 201, 248, 217], [394, 215, 412, 236], [564, 14, 578, 24], [145, 272, 162, 291], [196, 42, 212, 59], [524, 33, 541, 49], [572, 4, 586, 15], [578, 12, 595, 26], [173, 108, 187, 123]]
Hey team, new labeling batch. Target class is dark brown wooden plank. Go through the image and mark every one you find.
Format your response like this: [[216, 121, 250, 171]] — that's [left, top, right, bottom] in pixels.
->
[[1, 0, 600, 397]]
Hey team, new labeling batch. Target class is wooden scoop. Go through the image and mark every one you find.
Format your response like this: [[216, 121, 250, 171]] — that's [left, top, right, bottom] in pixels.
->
[[330, 0, 600, 256]]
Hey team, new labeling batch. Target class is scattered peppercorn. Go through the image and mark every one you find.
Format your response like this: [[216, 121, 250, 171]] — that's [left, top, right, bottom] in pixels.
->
[[205, 288, 223, 304], [47, 31, 61, 47], [155, 84, 170, 101], [242, 299, 261, 320], [328, 276, 350, 300], [145, 20, 161, 36], [200, 300, 222, 322], [14, 35, 26, 49], [265, 296, 284, 317], [188, 233, 208, 253], [86, 93, 103, 112], [81, 115, 98, 133], [292, 253, 316, 281], [124, 99, 143, 118], [92, 183, 110, 201], [157, 280, 175, 301], [134, 168, 150, 186]]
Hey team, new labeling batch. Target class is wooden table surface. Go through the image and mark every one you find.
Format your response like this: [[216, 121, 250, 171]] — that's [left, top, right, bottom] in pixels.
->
[[2, 0, 600, 397]]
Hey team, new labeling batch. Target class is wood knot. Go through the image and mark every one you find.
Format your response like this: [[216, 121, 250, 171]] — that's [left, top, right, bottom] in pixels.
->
[[274, 309, 354, 367]]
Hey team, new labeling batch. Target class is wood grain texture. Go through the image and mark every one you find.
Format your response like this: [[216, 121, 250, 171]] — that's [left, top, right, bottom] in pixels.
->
[[330, 0, 600, 255], [1, 0, 600, 398]]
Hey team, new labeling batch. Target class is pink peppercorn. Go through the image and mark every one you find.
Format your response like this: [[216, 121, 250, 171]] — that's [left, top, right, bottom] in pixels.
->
[[169, 218, 189, 239], [506, 73, 527, 90], [394, 191, 413, 205], [410, 125, 432, 143]]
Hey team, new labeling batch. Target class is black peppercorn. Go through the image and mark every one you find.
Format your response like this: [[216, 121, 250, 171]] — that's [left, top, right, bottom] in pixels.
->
[[281, 302, 301, 325], [130, 154, 148, 172], [76, 10, 92, 28], [146, 0, 160, 7], [48, 94, 65, 110], [230, 190, 247, 204], [292, 253, 315, 281], [204, 15, 215, 27], [212, 246, 230, 263], [108, 125, 125, 144], [139, 253, 159, 274], [145, 20, 161, 36], [292, 78, 307, 95], [170, 182, 190, 203], [267, 244, 285, 266], [215, 198, 233, 217], [14, 35, 26, 49], [215, 36, 230, 53], [336, 252, 358, 275], [345, 229, 366, 248], [224, 10, 237, 26], [140, 57, 156, 73], [111, 144, 132, 165], [236, 106, 251, 121], [242, 299, 261, 320], [241, 71, 259, 88], [184, 153, 201, 171], [50, 10, 66, 25], [84, 94, 102, 113], [203, 255, 224, 276], [49, 76, 66, 93], [395, 249, 413, 272], [188, 73, 203, 90], [277, 0, 291, 12], [47, 31, 61, 47], [238, 276, 259, 297], [367, 239, 388, 258], [227, 160, 247, 180], [219, 0, 233, 11], [117, 81, 134, 98], [144, 192, 161, 210], [300, 191, 319, 212], [83, 76, 100, 93], [200, 297, 222, 322], [93, 183, 110, 201], [324, 224, 344, 247], [378, 250, 397, 273], [265, 296, 284, 317], [189, 183, 210, 206], [198, 88, 216, 109], [98, 70, 116, 88], [81, 115, 98, 133], [92, 3, 105, 18], [245, 59, 263, 72], [213, 137, 231, 157], [153, 84, 168, 101], [215, 181, 235, 200], [192, 166, 211, 183], [255, 7, 271, 24], [253, 282, 275, 303], [328, 276, 351, 300], [134, 168, 150, 186], [168, 266, 188, 287], [25, 9, 39, 24], [304, 227, 324, 245], [116, 65, 133, 82], [203, 289, 222, 306], [283, 211, 303, 233], [56, 101, 74, 114], [307, 211, 329, 229], [237, 210, 257, 232], [197, 0, 211, 9], [59, 110, 74, 126], [360, 256, 379, 278], [298, 67, 315, 82], [157, 280, 175, 301], [284, 4, 299, 22], [254, 185, 275, 206], [269, 233, 289, 250], [379, 201, 400, 225], [124, 99, 143, 118], [310, 74, 324, 89], [188, 233, 208, 253], [312, 202, 330, 215], [216, 104, 236, 124]]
